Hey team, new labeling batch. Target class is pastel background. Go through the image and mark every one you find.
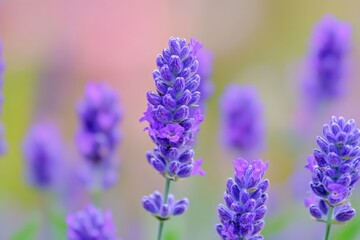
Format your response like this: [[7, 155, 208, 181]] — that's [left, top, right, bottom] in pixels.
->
[[1, 1, 360, 239]]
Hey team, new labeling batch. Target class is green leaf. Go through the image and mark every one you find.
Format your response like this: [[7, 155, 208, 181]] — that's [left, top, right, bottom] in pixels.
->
[[332, 218, 360, 240], [10, 220, 38, 240], [164, 227, 180, 240], [49, 211, 67, 240]]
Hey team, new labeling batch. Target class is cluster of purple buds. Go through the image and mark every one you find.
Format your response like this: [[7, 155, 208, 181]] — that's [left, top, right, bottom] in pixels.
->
[[305, 116, 360, 222], [305, 193, 355, 223], [219, 84, 265, 156], [304, 15, 351, 104], [66, 204, 119, 240], [216, 158, 269, 240], [23, 123, 62, 189], [76, 82, 122, 166], [141, 36, 205, 180], [142, 191, 189, 220]]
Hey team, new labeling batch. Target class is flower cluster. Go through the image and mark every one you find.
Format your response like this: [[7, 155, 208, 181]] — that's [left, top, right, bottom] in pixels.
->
[[304, 15, 351, 104], [76, 83, 122, 189], [66, 204, 119, 240], [76, 82, 122, 165], [141, 37, 205, 180], [220, 84, 265, 156], [142, 191, 189, 220], [23, 123, 62, 189], [216, 158, 269, 240], [305, 116, 360, 222]]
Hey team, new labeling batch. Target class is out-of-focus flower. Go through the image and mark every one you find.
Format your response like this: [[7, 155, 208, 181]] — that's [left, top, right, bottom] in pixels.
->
[[219, 84, 265, 156], [191, 38, 214, 112], [140, 36, 205, 180], [142, 191, 189, 220], [305, 116, 360, 223], [66, 204, 119, 240], [303, 15, 351, 106], [216, 158, 269, 240], [76, 82, 122, 189], [23, 123, 62, 189]]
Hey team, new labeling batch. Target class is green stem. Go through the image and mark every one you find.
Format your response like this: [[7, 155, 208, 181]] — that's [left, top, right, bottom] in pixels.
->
[[91, 189, 101, 207], [324, 206, 334, 240], [157, 178, 171, 240]]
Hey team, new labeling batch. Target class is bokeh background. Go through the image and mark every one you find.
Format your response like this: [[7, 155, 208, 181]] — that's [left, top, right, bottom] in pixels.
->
[[1, 1, 360, 239]]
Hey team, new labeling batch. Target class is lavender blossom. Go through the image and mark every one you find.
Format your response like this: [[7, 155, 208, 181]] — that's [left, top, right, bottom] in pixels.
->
[[216, 158, 269, 240], [191, 38, 214, 111], [140, 36, 205, 180], [76, 82, 122, 189], [220, 85, 265, 156], [66, 204, 119, 240], [303, 15, 351, 105], [23, 123, 62, 189], [305, 116, 360, 224], [142, 191, 189, 220]]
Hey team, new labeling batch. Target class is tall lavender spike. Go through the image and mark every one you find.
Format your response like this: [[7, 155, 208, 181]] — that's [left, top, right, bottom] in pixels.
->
[[216, 158, 269, 240], [140, 36, 205, 240], [76, 82, 122, 189], [66, 204, 120, 240], [220, 84, 265, 157], [140, 36, 205, 180], [191, 38, 214, 112], [305, 116, 360, 240], [23, 123, 62, 189], [303, 15, 351, 107]]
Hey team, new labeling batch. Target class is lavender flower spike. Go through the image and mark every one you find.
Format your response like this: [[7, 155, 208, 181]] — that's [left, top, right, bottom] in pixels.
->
[[76, 82, 122, 189], [303, 15, 351, 106], [140, 36, 205, 180], [142, 191, 189, 220], [220, 84, 265, 157], [305, 116, 360, 239], [67, 204, 120, 240], [216, 158, 269, 240], [23, 122, 62, 189]]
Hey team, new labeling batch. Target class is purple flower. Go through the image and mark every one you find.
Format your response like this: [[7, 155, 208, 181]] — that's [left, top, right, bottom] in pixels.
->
[[216, 158, 269, 240], [76, 82, 122, 189], [334, 202, 356, 222], [191, 38, 214, 112], [158, 124, 185, 143], [191, 158, 206, 176], [220, 84, 265, 156], [140, 36, 205, 180], [23, 123, 62, 189], [66, 204, 119, 240], [77, 82, 122, 164], [303, 15, 351, 106], [305, 116, 360, 223], [142, 191, 189, 220]]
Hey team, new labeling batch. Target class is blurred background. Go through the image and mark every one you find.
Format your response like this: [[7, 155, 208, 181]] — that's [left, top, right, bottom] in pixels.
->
[[1, 0, 360, 239]]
